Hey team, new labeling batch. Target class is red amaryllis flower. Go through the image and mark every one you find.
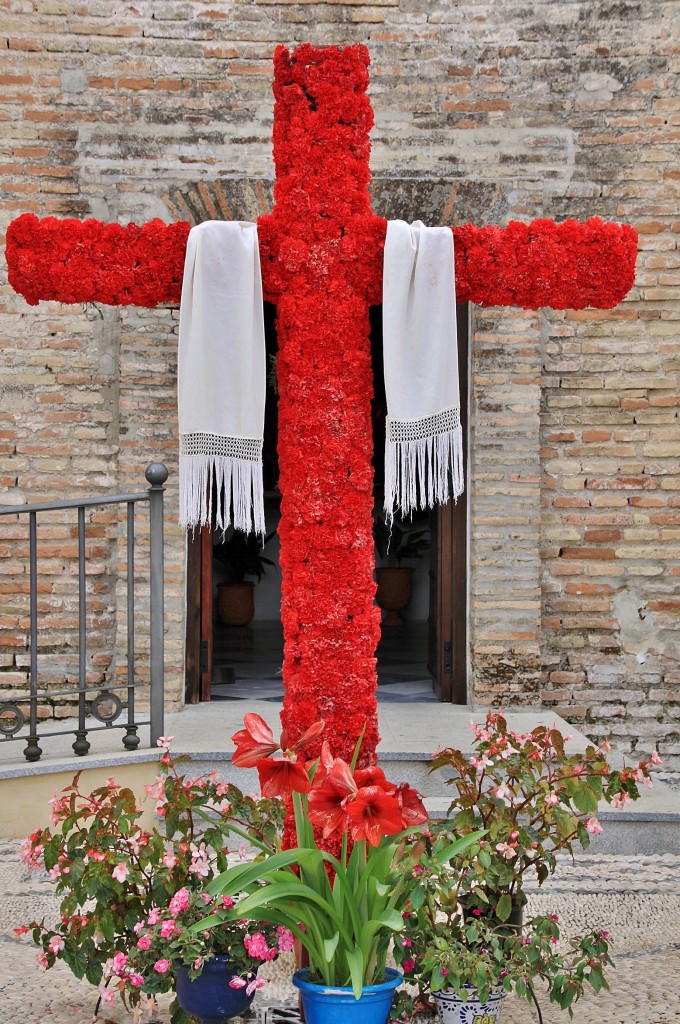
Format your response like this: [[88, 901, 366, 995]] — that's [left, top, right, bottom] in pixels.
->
[[308, 757, 357, 839], [232, 714, 279, 768], [354, 765, 393, 792], [257, 757, 311, 801], [291, 719, 326, 752], [395, 783, 428, 826], [346, 786, 405, 847]]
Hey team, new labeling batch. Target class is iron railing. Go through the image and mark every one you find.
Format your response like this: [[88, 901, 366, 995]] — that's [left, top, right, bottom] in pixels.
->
[[0, 463, 166, 762]]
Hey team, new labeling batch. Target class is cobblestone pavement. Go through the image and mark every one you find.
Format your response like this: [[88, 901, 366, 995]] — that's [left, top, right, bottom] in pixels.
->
[[2, 843, 679, 1024]]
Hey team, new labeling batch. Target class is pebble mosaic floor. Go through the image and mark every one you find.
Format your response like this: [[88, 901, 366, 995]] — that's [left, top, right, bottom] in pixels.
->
[[2, 843, 679, 1024]]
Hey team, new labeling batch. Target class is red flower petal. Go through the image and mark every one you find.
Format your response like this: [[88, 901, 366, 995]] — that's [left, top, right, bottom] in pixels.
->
[[257, 758, 311, 801], [346, 786, 405, 846], [395, 783, 428, 826], [231, 714, 279, 768]]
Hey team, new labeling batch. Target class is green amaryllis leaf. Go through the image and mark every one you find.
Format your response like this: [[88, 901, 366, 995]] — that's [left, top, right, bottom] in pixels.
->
[[206, 848, 305, 896], [345, 946, 366, 1000], [377, 908, 404, 931], [323, 932, 340, 963]]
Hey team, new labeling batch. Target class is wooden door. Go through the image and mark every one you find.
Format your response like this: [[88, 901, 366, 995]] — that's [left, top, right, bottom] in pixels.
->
[[427, 303, 469, 703], [184, 526, 213, 703]]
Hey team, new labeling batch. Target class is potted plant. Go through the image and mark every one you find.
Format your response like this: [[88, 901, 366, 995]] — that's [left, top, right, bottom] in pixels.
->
[[17, 738, 285, 1023], [193, 713, 482, 1024], [390, 710, 660, 1022], [393, 877, 614, 1024], [373, 514, 430, 625], [426, 710, 659, 923], [121, 886, 294, 1024], [213, 529, 276, 626]]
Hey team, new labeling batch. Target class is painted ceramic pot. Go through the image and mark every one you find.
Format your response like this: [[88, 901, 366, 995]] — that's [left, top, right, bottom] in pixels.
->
[[432, 984, 506, 1024]]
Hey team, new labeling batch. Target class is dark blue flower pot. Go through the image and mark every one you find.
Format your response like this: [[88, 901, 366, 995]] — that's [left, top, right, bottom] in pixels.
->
[[292, 967, 402, 1024], [175, 956, 256, 1024]]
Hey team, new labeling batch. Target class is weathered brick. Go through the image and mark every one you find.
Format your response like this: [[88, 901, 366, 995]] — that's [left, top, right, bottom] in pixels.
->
[[1, 3, 679, 770]]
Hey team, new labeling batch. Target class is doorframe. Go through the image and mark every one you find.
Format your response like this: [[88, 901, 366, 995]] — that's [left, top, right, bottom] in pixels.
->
[[184, 304, 470, 705], [428, 303, 469, 703]]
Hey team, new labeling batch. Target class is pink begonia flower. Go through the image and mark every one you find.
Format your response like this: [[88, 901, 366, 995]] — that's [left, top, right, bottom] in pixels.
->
[[189, 842, 210, 878], [495, 842, 515, 860], [156, 736, 174, 749], [128, 972, 145, 988], [163, 851, 177, 869], [545, 791, 559, 805], [469, 755, 493, 770], [229, 976, 247, 989], [193, 957, 204, 970], [47, 866, 60, 882], [612, 792, 630, 809], [111, 952, 129, 974], [20, 836, 44, 869], [244, 932, 276, 961], [153, 959, 170, 974], [98, 984, 116, 1007], [493, 784, 513, 807], [112, 862, 129, 883], [48, 936, 65, 955], [137, 935, 151, 950], [147, 909, 161, 925], [36, 951, 49, 969], [145, 778, 165, 801], [215, 782, 230, 797], [106, 776, 117, 789], [169, 887, 190, 916], [276, 926, 295, 952], [246, 976, 267, 996], [586, 817, 603, 835], [651, 750, 662, 765]]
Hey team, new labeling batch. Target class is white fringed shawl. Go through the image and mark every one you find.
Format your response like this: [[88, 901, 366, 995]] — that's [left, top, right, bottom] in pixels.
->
[[178, 221, 266, 535], [177, 218, 463, 535], [382, 220, 464, 521]]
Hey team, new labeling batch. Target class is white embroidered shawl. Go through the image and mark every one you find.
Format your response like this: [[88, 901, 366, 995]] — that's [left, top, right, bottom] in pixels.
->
[[178, 220, 266, 535], [382, 220, 464, 521], [177, 218, 463, 536]]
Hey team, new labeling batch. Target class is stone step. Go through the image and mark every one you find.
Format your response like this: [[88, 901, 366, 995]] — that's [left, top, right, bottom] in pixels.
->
[[1, 702, 677, 852]]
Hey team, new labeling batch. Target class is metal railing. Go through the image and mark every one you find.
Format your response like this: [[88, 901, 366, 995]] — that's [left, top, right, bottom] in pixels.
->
[[0, 463, 166, 762]]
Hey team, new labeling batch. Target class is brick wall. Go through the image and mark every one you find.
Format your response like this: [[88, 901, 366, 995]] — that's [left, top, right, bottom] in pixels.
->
[[1, 1, 678, 768]]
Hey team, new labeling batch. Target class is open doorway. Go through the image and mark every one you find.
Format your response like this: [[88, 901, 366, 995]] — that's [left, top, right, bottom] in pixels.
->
[[184, 303, 469, 705]]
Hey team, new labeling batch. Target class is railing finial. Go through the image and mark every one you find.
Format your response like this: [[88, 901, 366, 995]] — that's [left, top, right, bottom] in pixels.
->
[[145, 462, 168, 488]]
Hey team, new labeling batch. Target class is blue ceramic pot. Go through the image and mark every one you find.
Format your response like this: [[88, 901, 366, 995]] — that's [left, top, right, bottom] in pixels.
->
[[174, 956, 256, 1024], [292, 967, 402, 1024]]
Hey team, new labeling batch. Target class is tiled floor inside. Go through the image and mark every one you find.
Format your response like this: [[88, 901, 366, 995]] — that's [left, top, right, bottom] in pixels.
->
[[211, 619, 438, 703]]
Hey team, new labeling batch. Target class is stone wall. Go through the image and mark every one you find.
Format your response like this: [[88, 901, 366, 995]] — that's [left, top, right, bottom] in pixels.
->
[[0, 1, 678, 767]]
